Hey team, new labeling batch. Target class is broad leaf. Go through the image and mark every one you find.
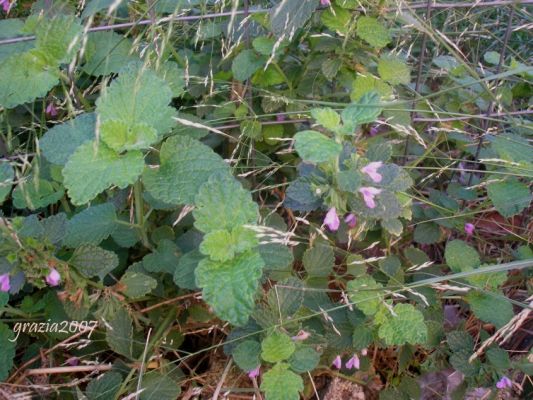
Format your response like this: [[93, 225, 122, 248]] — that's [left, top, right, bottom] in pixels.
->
[[233, 340, 261, 372], [119, 271, 157, 298], [294, 130, 342, 163], [303, 243, 334, 277], [83, 31, 138, 76], [378, 303, 428, 345], [466, 292, 513, 329], [444, 240, 480, 272], [347, 276, 383, 316], [378, 56, 411, 85], [64, 203, 117, 248], [341, 92, 382, 132], [270, 0, 320, 38], [356, 16, 391, 49], [86, 372, 123, 400], [260, 362, 303, 400], [0, 323, 16, 381], [69, 245, 119, 280], [261, 331, 295, 363], [0, 161, 15, 203], [232, 49, 265, 81], [487, 179, 531, 218], [106, 307, 134, 358]]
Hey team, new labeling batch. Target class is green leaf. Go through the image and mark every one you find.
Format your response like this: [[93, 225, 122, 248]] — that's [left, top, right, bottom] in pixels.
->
[[351, 73, 392, 101], [0, 50, 60, 109], [96, 63, 175, 152], [106, 307, 134, 358], [143, 239, 180, 274], [379, 255, 401, 277], [86, 372, 123, 400], [487, 179, 531, 218], [260, 362, 303, 400], [294, 130, 342, 163], [139, 372, 181, 400], [241, 120, 263, 140], [288, 347, 320, 373], [449, 349, 480, 377], [69, 245, 119, 280], [143, 136, 229, 205], [232, 49, 264, 81], [63, 203, 117, 248], [40, 113, 96, 166], [195, 251, 264, 326], [156, 61, 186, 98], [352, 325, 374, 350], [444, 240, 480, 273], [321, 5, 352, 35], [378, 56, 411, 85], [0, 19, 33, 62], [83, 31, 138, 76], [413, 223, 441, 244], [0, 322, 16, 381], [0, 161, 15, 203], [356, 17, 391, 49], [466, 292, 513, 328], [233, 340, 261, 372], [484, 51, 500, 65], [12, 178, 64, 210], [193, 173, 258, 233], [303, 242, 334, 277], [258, 243, 295, 280], [341, 92, 382, 132], [267, 277, 304, 318], [31, 14, 83, 64], [377, 303, 428, 345], [310, 108, 341, 131], [63, 140, 144, 205], [347, 276, 383, 316], [173, 249, 202, 290], [284, 178, 323, 211], [486, 347, 510, 370], [382, 218, 403, 236], [261, 331, 295, 363], [200, 226, 258, 262], [270, 0, 320, 38], [119, 271, 157, 298]]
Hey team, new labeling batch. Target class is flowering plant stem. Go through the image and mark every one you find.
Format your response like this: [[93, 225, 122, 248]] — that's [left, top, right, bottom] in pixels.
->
[[134, 180, 151, 249]]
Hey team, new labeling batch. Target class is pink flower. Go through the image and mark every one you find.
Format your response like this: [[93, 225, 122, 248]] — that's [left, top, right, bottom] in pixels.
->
[[369, 126, 378, 136], [361, 348, 368, 356], [276, 114, 286, 122], [45, 268, 61, 287], [324, 207, 340, 231], [0, 274, 10, 292], [344, 213, 357, 228], [65, 357, 79, 366], [320, 0, 331, 6], [464, 223, 475, 236], [45, 102, 58, 117], [248, 366, 260, 379], [359, 187, 382, 209], [496, 376, 512, 389], [361, 161, 383, 183], [0, 0, 13, 13], [291, 330, 311, 341], [332, 355, 342, 369], [345, 354, 360, 370]]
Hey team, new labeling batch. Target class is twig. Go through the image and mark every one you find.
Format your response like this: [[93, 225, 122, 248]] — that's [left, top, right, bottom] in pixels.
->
[[139, 292, 200, 313], [212, 359, 232, 400], [26, 364, 113, 375]]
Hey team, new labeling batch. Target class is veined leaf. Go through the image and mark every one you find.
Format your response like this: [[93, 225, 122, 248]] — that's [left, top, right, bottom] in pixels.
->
[[294, 130, 342, 163], [261, 331, 295, 363], [260, 362, 303, 400], [69, 245, 119, 280], [270, 0, 320, 38], [63, 203, 117, 248], [356, 16, 391, 49], [377, 303, 428, 345]]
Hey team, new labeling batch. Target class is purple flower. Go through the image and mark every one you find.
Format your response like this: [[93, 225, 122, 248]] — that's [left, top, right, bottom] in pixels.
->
[[345, 354, 360, 370], [66, 357, 79, 366], [464, 223, 475, 236], [361, 161, 383, 183], [332, 355, 342, 369], [496, 376, 512, 390], [248, 366, 260, 379], [45, 268, 61, 287], [276, 114, 286, 122], [369, 126, 378, 136], [320, 0, 331, 6], [324, 207, 340, 231], [45, 102, 58, 117], [344, 213, 357, 228], [291, 330, 311, 341], [0, 0, 13, 13], [361, 348, 368, 356], [0, 274, 10, 292], [359, 187, 382, 209]]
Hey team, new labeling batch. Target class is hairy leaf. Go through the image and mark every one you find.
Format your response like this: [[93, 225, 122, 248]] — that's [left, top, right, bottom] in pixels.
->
[[294, 130, 342, 163], [260, 362, 303, 400], [378, 303, 428, 345], [64, 203, 117, 248]]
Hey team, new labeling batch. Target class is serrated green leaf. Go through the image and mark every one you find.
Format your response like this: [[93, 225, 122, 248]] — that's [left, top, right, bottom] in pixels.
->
[[267, 277, 304, 318], [96, 63, 175, 152], [378, 303, 428, 345], [413, 223, 441, 244], [85, 371, 122, 400], [156, 61, 186, 98], [193, 173, 258, 233], [261, 331, 295, 362], [139, 372, 181, 400], [347, 276, 383, 316], [284, 178, 323, 211], [310, 108, 340, 131], [195, 251, 264, 326], [119, 271, 157, 298], [294, 130, 342, 163], [200, 226, 258, 262], [63, 140, 144, 205], [40, 113, 96, 165], [341, 92, 382, 132], [449, 349, 480, 377], [143, 136, 229, 205], [444, 240, 480, 273], [270, 0, 319, 38], [0, 322, 16, 381], [288, 347, 320, 373], [173, 249, 202, 290], [106, 307, 133, 358], [258, 243, 294, 280], [0, 19, 33, 62], [303, 242, 334, 277], [321, 5, 352, 35], [233, 340, 261, 372], [382, 218, 403, 236], [83, 31, 138, 76], [143, 239, 180, 274], [352, 325, 373, 350], [64, 203, 117, 248], [232, 49, 264, 81], [70, 245, 119, 280], [260, 362, 303, 400], [241, 120, 263, 140], [378, 56, 411, 85], [466, 292, 513, 328], [487, 179, 531, 218], [356, 16, 391, 49], [351, 73, 392, 101], [322, 58, 342, 81], [31, 14, 83, 64]]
